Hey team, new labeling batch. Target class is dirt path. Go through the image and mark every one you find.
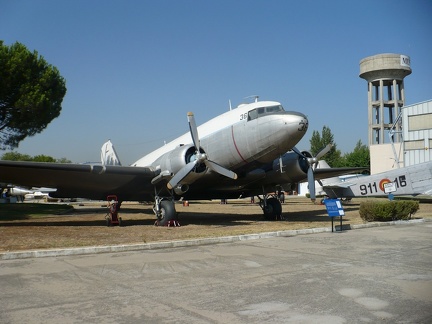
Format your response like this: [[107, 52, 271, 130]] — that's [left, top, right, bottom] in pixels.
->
[[1, 197, 431, 252]]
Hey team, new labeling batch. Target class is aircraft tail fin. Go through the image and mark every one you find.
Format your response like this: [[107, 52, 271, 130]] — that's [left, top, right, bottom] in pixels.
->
[[101, 140, 122, 166], [314, 160, 341, 185], [315, 160, 331, 169]]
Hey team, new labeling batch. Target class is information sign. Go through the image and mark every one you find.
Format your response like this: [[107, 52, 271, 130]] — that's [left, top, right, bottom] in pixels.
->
[[324, 199, 345, 217]]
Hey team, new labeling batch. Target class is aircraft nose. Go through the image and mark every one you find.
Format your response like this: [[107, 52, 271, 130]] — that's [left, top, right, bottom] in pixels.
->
[[284, 111, 308, 134], [274, 111, 309, 150]]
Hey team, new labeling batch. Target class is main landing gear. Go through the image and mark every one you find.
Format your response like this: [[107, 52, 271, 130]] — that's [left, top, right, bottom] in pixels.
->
[[153, 197, 180, 226], [258, 194, 283, 221]]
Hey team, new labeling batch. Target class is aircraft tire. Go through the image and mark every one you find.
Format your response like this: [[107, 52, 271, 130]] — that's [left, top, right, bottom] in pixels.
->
[[263, 197, 282, 221], [157, 200, 177, 226]]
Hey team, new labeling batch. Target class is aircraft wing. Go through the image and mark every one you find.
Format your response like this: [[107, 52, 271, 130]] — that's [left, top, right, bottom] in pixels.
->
[[0, 160, 158, 201], [313, 167, 369, 180]]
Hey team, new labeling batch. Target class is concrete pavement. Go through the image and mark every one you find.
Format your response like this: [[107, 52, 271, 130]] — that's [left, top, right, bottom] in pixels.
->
[[1, 221, 432, 323]]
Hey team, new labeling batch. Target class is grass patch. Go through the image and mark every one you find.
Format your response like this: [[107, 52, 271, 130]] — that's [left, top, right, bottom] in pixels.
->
[[0, 203, 74, 220]]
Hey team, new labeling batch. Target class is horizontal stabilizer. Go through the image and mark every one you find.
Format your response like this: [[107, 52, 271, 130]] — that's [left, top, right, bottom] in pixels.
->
[[322, 183, 352, 189], [313, 167, 368, 180]]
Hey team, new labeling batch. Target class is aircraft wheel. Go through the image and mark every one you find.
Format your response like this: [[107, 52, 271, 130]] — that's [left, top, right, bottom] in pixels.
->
[[157, 200, 177, 226], [263, 197, 282, 221]]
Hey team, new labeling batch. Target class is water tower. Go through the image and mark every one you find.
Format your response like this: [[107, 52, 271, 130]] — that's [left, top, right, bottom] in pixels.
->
[[359, 53, 412, 146]]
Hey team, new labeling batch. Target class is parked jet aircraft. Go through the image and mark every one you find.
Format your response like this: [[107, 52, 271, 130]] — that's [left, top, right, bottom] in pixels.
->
[[0, 185, 55, 202], [0, 98, 363, 225], [1, 186, 32, 202], [321, 161, 432, 199]]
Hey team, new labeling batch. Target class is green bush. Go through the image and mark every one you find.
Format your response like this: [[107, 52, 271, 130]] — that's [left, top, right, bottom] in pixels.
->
[[359, 200, 419, 222]]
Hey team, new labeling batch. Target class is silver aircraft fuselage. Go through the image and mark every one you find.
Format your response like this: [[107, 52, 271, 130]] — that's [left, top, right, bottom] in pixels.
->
[[134, 101, 308, 175]]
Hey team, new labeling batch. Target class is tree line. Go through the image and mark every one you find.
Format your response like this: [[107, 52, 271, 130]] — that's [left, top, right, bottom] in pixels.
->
[[0, 152, 71, 163], [310, 126, 370, 168]]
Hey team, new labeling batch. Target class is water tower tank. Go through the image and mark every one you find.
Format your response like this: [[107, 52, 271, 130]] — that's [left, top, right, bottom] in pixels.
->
[[359, 53, 412, 145]]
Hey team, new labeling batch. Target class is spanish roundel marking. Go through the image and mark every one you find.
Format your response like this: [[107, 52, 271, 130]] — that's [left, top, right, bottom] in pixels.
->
[[379, 179, 391, 192]]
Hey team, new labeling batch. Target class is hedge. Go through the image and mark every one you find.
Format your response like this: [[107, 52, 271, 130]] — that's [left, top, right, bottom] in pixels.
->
[[359, 200, 419, 222]]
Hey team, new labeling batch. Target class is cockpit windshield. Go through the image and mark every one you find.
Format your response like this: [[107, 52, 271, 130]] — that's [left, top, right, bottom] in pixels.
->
[[248, 105, 284, 121]]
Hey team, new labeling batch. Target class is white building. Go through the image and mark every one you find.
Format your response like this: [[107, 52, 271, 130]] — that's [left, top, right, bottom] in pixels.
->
[[402, 100, 432, 166]]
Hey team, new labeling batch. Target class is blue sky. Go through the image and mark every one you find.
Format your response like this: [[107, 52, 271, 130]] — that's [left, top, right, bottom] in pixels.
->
[[1, 0, 431, 165]]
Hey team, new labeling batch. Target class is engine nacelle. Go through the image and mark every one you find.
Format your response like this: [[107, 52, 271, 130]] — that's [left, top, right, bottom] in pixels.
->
[[269, 150, 312, 183], [151, 144, 207, 187], [152, 144, 193, 174]]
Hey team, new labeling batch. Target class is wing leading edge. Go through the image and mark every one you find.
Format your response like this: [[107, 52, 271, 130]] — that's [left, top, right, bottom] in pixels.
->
[[0, 160, 158, 201]]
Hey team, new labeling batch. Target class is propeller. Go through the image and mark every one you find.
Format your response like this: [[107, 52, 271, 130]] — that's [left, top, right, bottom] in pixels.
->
[[167, 112, 238, 190], [292, 144, 332, 202]]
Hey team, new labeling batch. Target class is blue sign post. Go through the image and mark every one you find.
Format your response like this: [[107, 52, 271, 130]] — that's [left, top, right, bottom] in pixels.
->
[[324, 199, 345, 232]]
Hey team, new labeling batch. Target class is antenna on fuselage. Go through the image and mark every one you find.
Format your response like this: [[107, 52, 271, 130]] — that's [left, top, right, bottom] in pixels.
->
[[229, 99, 232, 111], [244, 95, 259, 103]]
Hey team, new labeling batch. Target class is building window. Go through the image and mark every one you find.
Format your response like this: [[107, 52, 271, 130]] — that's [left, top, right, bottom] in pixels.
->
[[408, 113, 432, 131]]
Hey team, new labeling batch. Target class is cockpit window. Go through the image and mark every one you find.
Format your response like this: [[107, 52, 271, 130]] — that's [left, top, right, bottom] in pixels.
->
[[248, 105, 284, 121], [248, 109, 258, 120], [266, 105, 282, 113]]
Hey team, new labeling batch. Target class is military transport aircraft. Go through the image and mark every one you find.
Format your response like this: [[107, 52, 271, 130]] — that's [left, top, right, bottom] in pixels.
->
[[321, 160, 432, 199], [0, 97, 361, 225]]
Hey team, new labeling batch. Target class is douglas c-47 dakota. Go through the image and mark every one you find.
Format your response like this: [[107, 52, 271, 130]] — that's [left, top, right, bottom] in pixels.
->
[[0, 97, 363, 225]]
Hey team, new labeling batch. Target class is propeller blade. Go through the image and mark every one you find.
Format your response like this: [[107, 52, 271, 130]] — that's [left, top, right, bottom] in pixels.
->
[[307, 167, 316, 202], [315, 144, 332, 160], [205, 160, 238, 180], [291, 146, 304, 157], [167, 160, 197, 190], [187, 112, 200, 152], [292, 144, 331, 202]]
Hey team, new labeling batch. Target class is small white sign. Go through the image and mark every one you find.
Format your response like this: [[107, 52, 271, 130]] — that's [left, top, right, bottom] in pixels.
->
[[400, 55, 410, 67], [384, 182, 397, 193]]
